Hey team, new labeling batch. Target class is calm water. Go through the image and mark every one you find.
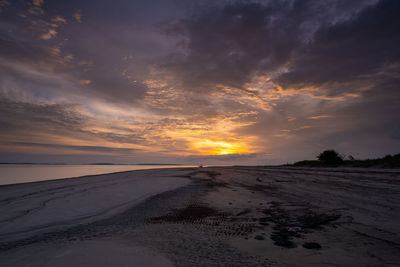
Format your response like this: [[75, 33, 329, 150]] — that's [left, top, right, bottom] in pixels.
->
[[0, 165, 193, 186]]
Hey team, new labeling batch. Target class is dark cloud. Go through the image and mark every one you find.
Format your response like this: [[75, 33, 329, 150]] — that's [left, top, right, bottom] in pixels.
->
[[277, 0, 400, 92], [0, 98, 83, 132], [88, 131, 146, 145], [0, 0, 185, 105], [161, 1, 297, 90], [159, 0, 379, 91]]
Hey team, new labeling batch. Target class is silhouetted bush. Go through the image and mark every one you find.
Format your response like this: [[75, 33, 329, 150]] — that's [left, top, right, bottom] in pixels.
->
[[346, 153, 400, 168], [317, 150, 343, 165], [292, 152, 400, 168]]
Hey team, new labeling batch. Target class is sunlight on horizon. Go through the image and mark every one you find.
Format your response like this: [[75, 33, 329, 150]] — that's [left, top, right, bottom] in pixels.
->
[[0, 0, 398, 165], [192, 139, 250, 155]]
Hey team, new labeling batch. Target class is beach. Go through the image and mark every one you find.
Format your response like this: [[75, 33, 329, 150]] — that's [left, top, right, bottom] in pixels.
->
[[1, 167, 399, 266]]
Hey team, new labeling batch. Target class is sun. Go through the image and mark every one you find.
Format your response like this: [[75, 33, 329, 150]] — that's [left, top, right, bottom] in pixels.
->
[[192, 139, 248, 155]]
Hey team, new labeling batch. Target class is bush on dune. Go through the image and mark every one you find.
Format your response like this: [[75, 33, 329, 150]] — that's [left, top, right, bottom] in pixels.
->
[[292, 150, 400, 168], [347, 153, 400, 168], [317, 150, 344, 165]]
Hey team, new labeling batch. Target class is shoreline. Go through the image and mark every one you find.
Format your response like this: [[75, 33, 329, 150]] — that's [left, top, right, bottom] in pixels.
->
[[0, 168, 194, 243], [0, 165, 195, 186], [1, 166, 400, 266]]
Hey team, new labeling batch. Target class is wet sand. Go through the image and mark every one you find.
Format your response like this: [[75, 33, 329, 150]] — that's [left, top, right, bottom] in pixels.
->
[[1, 166, 399, 266]]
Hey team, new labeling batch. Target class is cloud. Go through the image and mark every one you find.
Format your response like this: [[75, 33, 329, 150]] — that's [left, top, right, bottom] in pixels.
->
[[158, 1, 379, 92], [308, 115, 334, 120], [275, 0, 400, 93], [0, 98, 148, 154], [32, 0, 44, 7], [154, 0, 399, 154], [72, 9, 82, 23], [27, 0, 45, 16], [79, 79, 91, 85], [0, 0, 9, 14], [153, 0, 399, 106], [0, 98, 83, 133], [159, 2, 296, 91], [0, 0, 399, 164], [51, 16, 67, 24], [1, 141, 140, 154], [40, 29, 57, 40]]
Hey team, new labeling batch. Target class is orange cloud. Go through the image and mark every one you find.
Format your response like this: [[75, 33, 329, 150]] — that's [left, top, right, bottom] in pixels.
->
[[40, 29, 57, 40], [308, 115, 333, 120], [72, 10, 82, 23], [79, 80, 91, 85], [51, 16, 67, 25]]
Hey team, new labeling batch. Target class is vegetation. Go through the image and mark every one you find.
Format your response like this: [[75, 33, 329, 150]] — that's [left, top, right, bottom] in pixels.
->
[[292, 160, 324, 167], [293, 150, 400, 168], [343, 154, 400, 168], [317, 150, 343, 165]]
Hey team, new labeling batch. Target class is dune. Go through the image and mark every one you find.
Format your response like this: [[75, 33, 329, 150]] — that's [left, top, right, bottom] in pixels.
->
[[1, 166, 399, 266]]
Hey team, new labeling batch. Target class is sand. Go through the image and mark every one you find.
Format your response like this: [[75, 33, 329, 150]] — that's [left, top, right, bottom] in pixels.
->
[[1, 166, 399, 266]]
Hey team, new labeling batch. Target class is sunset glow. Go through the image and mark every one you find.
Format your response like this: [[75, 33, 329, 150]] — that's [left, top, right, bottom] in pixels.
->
[[1, 2, 399, 266], [0, 0, 399, 165], [192, 140, 250, 156]]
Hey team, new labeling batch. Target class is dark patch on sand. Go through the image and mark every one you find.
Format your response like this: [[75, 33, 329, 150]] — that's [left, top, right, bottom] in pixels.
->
[[254, 235, 265, 240], [237, 209, 251, 216], [303, 242, 322, 249], [148, 205, 218, 223], [190, 170, 228, 188], [297, 212, 341, 229], [259, 203, 341, 248]]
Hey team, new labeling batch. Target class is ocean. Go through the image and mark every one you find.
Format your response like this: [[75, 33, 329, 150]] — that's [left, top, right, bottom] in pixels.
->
[[0, 164, 192, 186]]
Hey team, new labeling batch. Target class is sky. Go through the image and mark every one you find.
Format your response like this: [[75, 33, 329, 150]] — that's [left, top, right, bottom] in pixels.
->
[[0, 0, 399, 165]]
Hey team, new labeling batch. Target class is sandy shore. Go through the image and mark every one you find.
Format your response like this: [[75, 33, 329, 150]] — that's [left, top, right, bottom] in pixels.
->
[[0, 167, 399, 266]]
